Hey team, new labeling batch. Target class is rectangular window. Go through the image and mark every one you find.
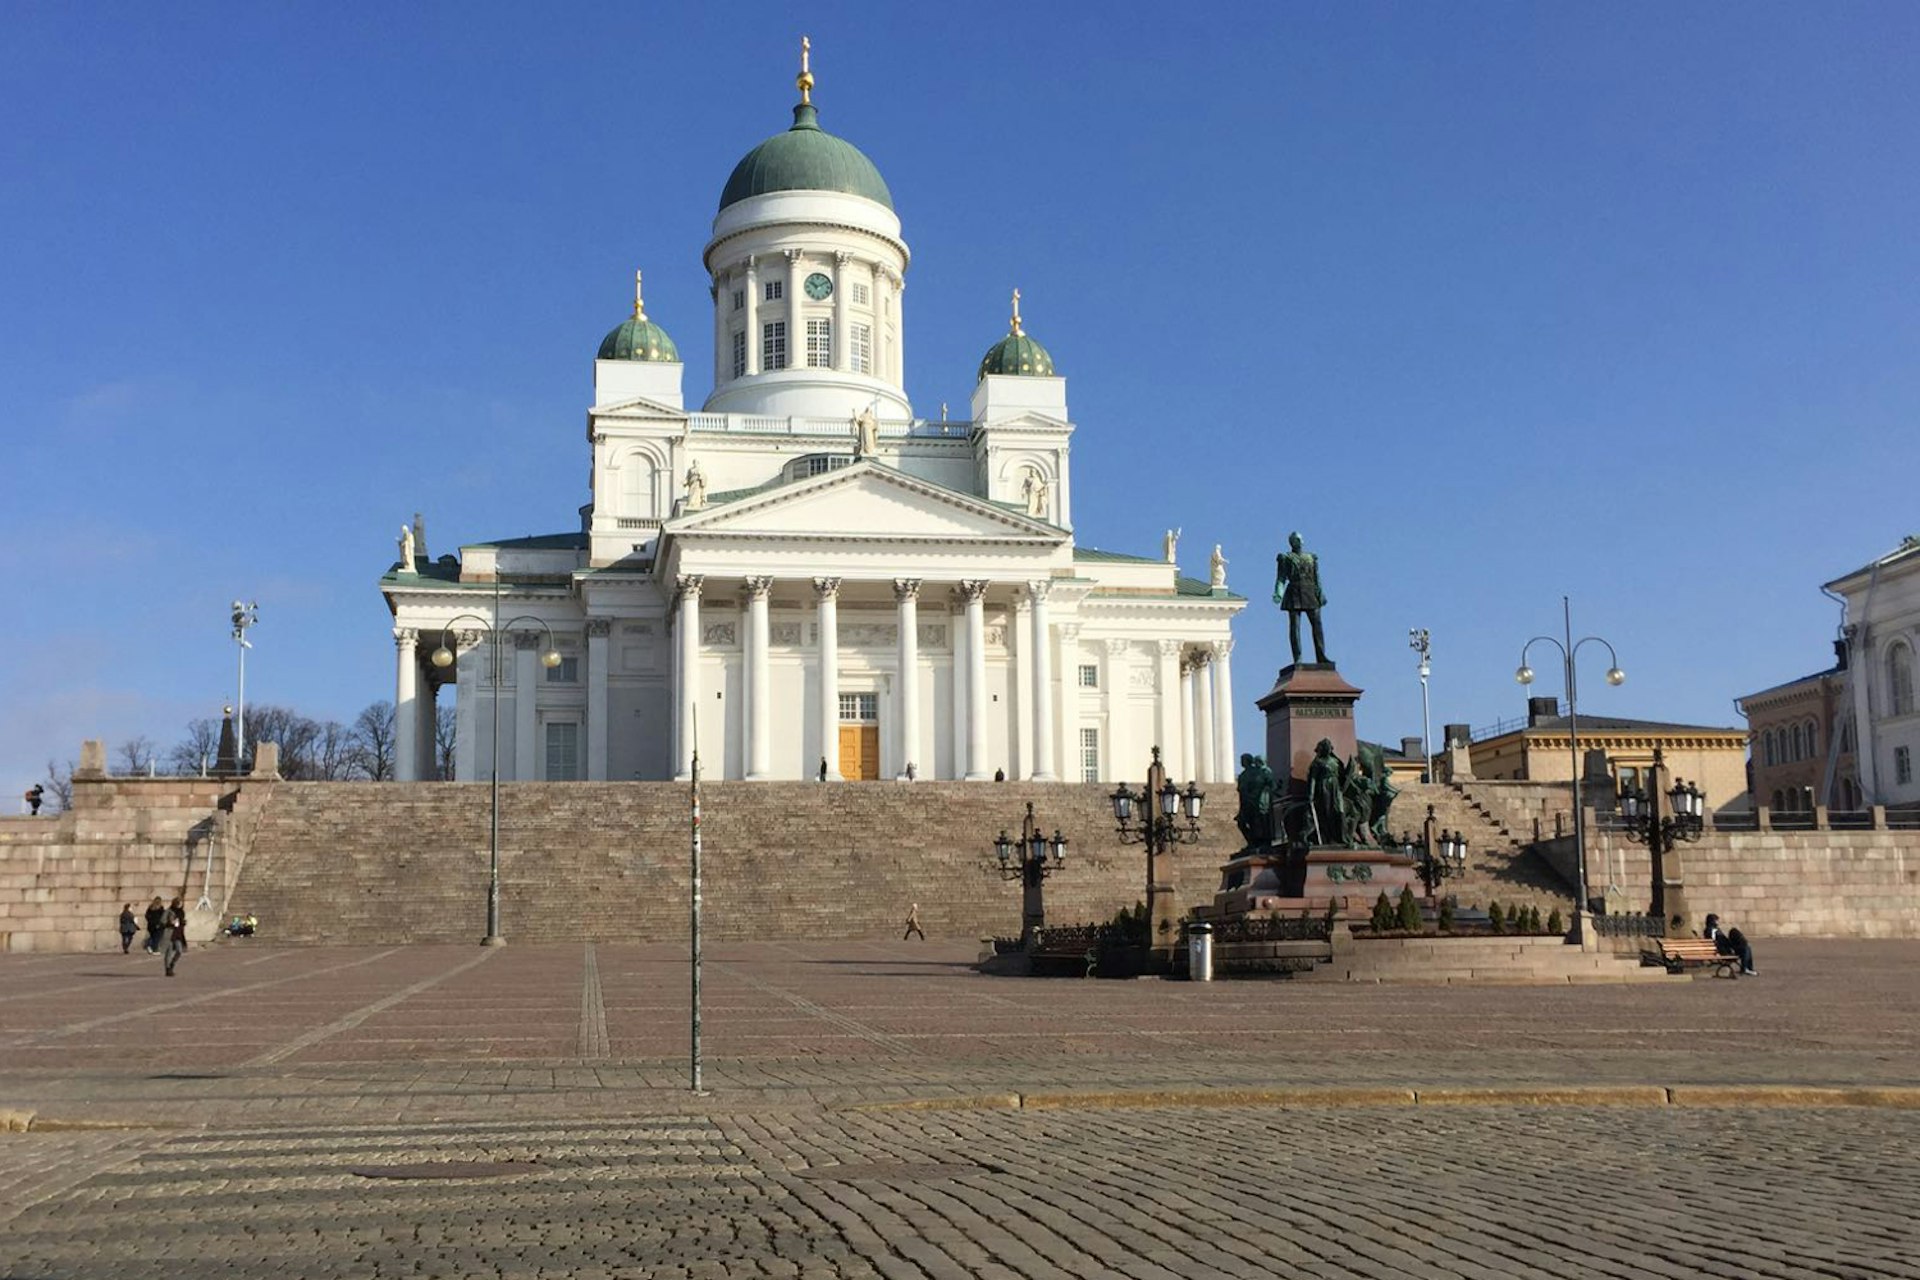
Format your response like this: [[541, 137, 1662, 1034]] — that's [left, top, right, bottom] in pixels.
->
[[763, 280, 783, 302], [1080, 727, 1100, 782], [762, 321, 787, 370], [1898, 745, 1913, 786], [730, 329, 746, 379], [850, 322, 872, 375], [731, 289, 744, 312], [851, 281, 870, 306], [545, 655, 579, 683], [1077, 664, 1099, 689], [839, 692, 878, 722], [805, 317, 833, 368], [544, 722, 580, 781]]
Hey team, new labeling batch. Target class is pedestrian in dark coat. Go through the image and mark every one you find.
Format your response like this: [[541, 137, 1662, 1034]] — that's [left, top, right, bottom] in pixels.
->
[[162, 897, 188, 977], [143, 898, 166, 954], [118, 904, 138, 953]]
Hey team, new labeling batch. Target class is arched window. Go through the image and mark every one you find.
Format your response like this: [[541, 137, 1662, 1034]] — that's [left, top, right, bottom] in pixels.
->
[[1890, 642, 1916, 716], [1771, 789, 1785, 811], [1791, 724, 1804, 761], [1763, 730, 1776, 767], [1805, 720, 1819, 758]]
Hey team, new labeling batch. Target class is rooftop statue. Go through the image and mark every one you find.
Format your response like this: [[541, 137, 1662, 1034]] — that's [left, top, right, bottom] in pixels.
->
[[397, 524, 416, 574], [1272, 531, 1330, 666], [1210, 543, 1227, 589]]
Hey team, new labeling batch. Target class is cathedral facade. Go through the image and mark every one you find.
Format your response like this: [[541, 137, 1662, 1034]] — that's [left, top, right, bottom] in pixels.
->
[[381, 52, 1244, 784]]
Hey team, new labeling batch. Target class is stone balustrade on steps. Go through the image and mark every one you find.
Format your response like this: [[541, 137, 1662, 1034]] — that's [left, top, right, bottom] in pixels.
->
[[1300, 934, 1675, 984]]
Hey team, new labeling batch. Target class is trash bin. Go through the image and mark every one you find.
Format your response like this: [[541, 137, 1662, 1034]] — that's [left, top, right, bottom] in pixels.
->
[[1187, 922, 1214, 982]]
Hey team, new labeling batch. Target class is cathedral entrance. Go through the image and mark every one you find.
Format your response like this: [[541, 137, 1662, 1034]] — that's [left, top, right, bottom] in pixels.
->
[[838, 692, 880, 780]]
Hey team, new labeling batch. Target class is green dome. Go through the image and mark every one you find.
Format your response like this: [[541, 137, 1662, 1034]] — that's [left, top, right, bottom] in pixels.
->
[[597, 316, 679, 363], [719, 103, 894, 212], [977, 333, 1056, 380]]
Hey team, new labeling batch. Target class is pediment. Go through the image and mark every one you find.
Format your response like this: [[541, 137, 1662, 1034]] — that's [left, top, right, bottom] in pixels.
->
[[591, 395, 688, 421], [983, 410, 1071, 432], [671, 463, 1061, 543]]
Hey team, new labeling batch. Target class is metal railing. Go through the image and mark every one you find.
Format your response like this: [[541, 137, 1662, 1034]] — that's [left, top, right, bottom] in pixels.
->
[[1591, 911, 1665, 939], [1471, 702, 1561, 741], [686, 412, 973, 438]]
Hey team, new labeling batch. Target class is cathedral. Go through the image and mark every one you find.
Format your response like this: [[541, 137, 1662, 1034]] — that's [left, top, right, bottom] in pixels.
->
[[381, 45, 1245, 783]]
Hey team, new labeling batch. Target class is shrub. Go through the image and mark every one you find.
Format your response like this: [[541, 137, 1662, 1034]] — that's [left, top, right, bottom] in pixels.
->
[[1396, 886, 1423, 933], [1438, 898, 1456, 932], [1488, 901, 1506, 934], [1547, 908, 1564, 936], [1527, 905, 1543, 934], [1370, 891, 1396, 933]]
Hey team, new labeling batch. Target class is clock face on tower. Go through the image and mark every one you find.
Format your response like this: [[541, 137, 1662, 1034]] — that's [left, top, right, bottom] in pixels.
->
[[803, 272, 834, 301]]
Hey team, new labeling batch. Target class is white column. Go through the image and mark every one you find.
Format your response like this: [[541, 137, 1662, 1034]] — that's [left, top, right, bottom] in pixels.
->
[[892, 274, 906, 384], [711, 278, 724, 388], [948, 592, 967, 779], [785, 249, 804, 366], [393, 628, 418, 783], [876, 270, 893, 385], [1179, 655, 1196, 783], [895, 579, 921, 777], [416, 681, 437, 779], [745, 576, 773, 780], [1057, 622, 1080, 780], [833, 251, 851, 371], [455, 631, 478, 783], [1212, 637, 1236, 783], [744, 258, 761, 376], [514, 632, 539, 781], [962, 580, 990, 780], [675, 575, 703, 780], [1104, 638, 1131, 783], [1157, 640, 1184, 782], [1193, 651, 1215, 784], [815, 578, 841, 780], [586, 619, 610, 781], [1028, 581, 1055, 780], [1012, 597, 1032, 780]]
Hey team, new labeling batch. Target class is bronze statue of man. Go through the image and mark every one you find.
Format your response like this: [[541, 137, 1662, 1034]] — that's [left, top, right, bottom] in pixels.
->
[[1305, 738, 1344, 846], [1272, 531, 1330, 666]]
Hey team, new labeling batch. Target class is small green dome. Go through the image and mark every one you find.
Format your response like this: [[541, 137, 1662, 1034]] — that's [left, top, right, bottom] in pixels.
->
[[977, 291, 1055, 380], [977, 333, 1056, 380], [597, 316, 679, 363], [719, 103, 894, 213]]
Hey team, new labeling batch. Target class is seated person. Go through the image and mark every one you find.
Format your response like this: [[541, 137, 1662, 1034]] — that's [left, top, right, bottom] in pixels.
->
[[1702, 913, 1756, 975]]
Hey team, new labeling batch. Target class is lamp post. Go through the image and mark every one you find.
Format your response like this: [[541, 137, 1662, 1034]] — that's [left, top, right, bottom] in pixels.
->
[[230, 601, 258, 766], [1109, 745, 1205, 964], [1409, 628, 1432, 782], [994, 801, 1069, 950], [430, 606, 560, 946], [1516, 596, 1624, 943], [1618, 745, 1705, 921]]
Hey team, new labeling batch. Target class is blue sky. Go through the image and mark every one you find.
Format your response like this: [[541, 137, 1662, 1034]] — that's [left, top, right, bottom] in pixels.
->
[[5, 2, 1917, 792]]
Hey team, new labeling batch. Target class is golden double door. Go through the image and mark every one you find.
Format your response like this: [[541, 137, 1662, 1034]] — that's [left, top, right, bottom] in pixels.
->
[[838, 725, 880, 780]]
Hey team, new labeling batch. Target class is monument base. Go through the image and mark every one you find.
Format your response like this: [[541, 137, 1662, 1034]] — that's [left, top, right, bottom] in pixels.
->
[[1207, 846, 1421, 920]]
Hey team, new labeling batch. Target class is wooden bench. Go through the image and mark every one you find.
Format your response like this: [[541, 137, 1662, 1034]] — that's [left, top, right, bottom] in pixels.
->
[[1646, 936, 1742, 977]]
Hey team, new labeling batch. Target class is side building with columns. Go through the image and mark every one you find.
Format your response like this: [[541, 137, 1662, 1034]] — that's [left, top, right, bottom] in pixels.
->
[[380, 55, 1245, 783]]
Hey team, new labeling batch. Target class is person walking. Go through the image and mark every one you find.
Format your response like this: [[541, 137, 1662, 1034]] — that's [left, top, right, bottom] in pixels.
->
[[902, 902, 926, 941], [142, 897, 166, 954], [24, 784, 44, 815], [118, 904, 138, 954], [162, 897, 188, 977]]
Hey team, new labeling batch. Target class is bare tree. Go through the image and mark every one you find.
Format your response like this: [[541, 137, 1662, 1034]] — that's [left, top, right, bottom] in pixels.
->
[[115, 736, 157, 776], [167, 717, 221, 777], [311, 718, 359, 781], [435, 703, 457, 780], [41, 759, 75, 813], [351, 700, 395, 781], [242, 704, 322, 778]]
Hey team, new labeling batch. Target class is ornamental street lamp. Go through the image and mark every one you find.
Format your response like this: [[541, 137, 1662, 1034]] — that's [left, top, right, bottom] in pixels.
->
[[1618, 745, 1706, 920], [430, 598, 560, 947], [1109, 745, 1205, 963], [1517, 596, 1624, 942], [1409, 628, 1433, 782], [994, 800, 1069, 950], [230, 601, 258, 766]]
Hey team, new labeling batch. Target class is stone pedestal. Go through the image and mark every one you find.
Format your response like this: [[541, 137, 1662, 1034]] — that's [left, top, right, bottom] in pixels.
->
[[1257, 663, 1363, 787], [1209, 847, 1421, 920]]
